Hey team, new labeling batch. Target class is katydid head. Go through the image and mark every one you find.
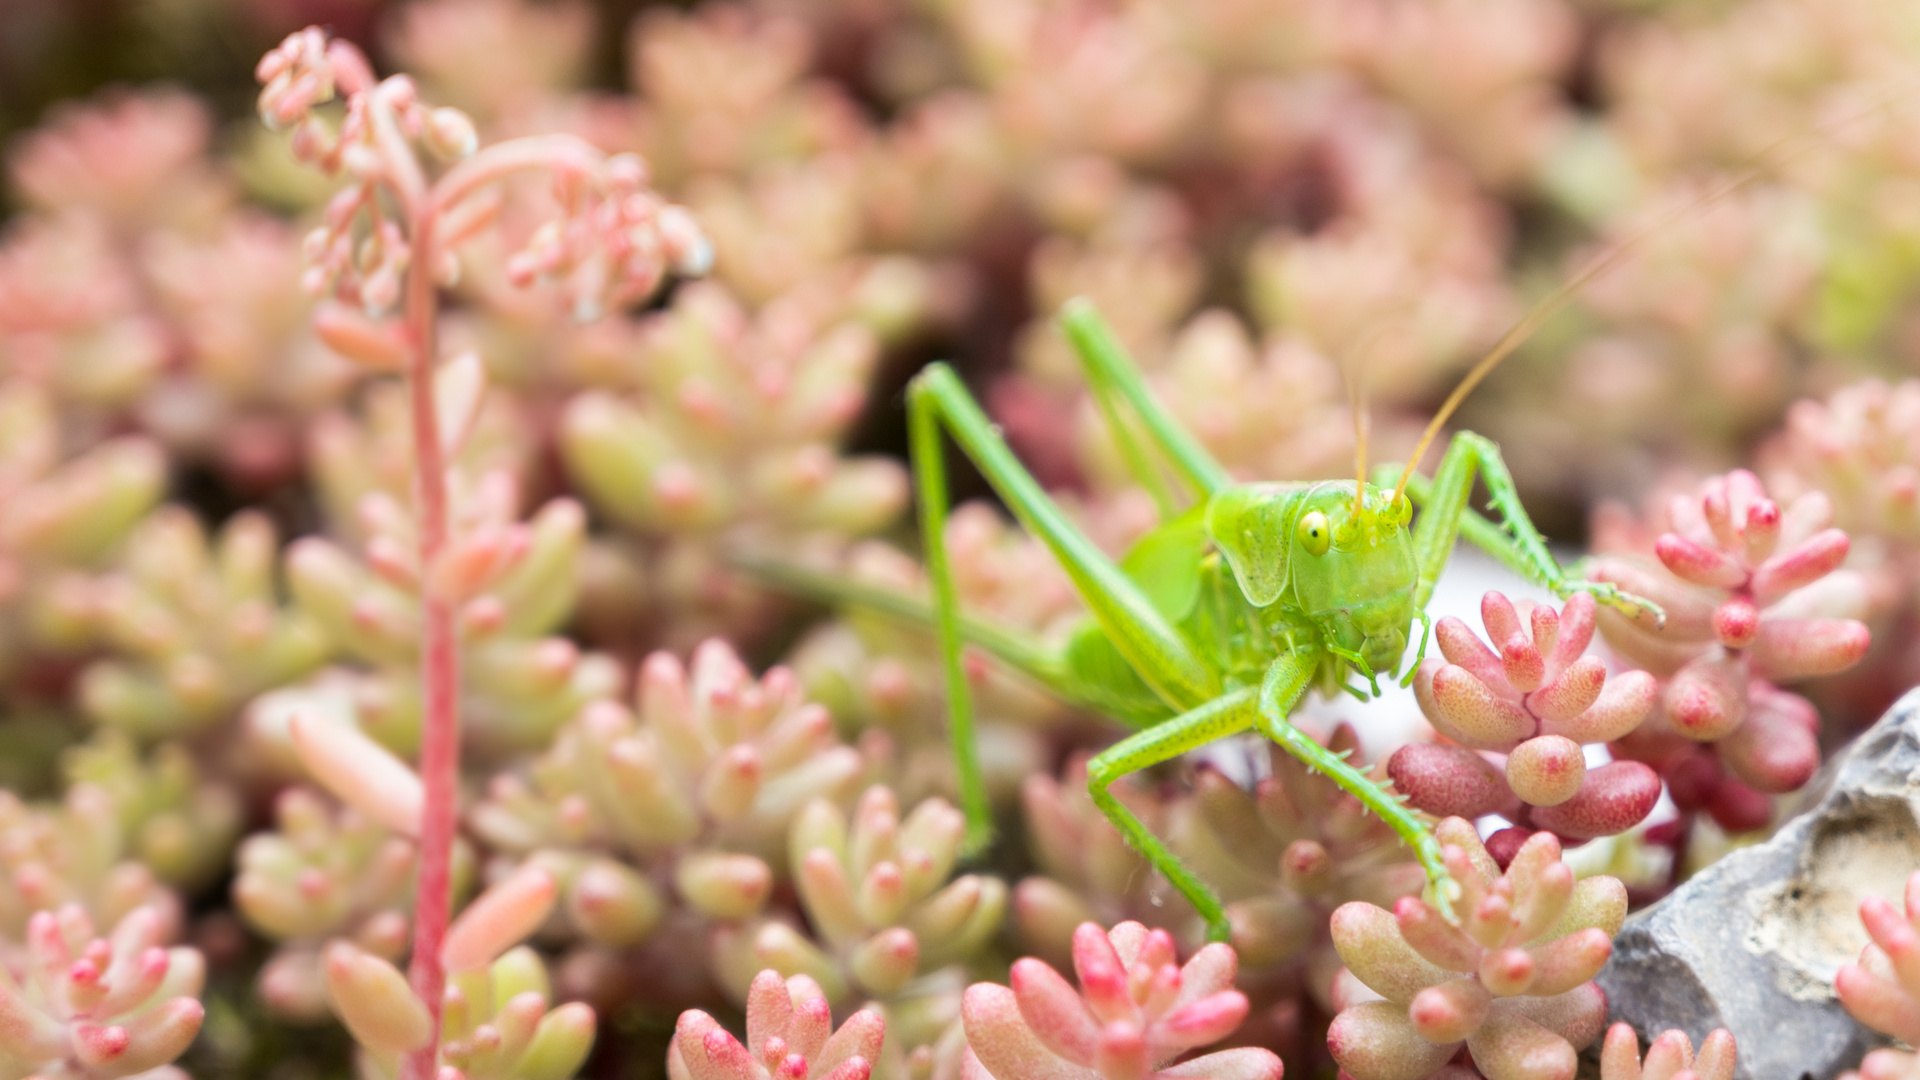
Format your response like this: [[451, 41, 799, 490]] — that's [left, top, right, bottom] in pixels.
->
[[1206, 481, 1419, 677]]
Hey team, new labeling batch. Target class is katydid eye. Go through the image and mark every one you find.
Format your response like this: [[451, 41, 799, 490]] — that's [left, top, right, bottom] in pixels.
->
[[1297, 510, 1331, 555], [1389, 492, 1412, 524]]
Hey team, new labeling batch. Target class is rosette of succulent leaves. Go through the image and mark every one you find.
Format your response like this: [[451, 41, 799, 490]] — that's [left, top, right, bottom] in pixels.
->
[[470, 641, 866, 966], [1589, 469, 1870, 837], [0, 382, 164, 682], [1327, 819, 1623, 1080], [75, 507, 329, 744], [0, 903, 206, 1080], [710, 785, 1003, 1074], [1395, 591, 1664, 843], [1170, 729, 1424, 1006], [558, 281, 910, 650], [287, 360, 615, 760]]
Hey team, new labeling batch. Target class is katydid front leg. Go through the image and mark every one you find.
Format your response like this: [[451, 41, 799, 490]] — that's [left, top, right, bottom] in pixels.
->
[[1253, 653, 1460, 920]]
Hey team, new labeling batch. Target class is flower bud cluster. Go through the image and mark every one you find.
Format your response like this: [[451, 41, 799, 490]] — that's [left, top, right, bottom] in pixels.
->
[[960, 921, 1282, 1080], [1401, 591, 1662, 839], [670, 969, 884, 1080], [1327, 819, 1621, 1080], [1590, 469, 1870, 831], [0, 383, 165, 677], [717, 786, 1003, 1003], [233, 787, 421, 1020], [1171, 732, 1424, 982], [1835, 870, 1920, 1080], [75, 509, 329, 741], [0, 904, 205, 1080], [473, 640, 864, 945]]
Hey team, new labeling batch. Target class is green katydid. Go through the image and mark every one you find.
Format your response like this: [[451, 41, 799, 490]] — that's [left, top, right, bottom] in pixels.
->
[[753, 273, 1671, 942]]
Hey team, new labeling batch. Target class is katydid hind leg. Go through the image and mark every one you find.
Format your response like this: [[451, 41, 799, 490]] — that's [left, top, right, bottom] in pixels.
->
[[1254, 652, 1460, 920], [907, 362, 1223, 858], [1085, 688, 1262, 943], [908, 371, 996, 855]]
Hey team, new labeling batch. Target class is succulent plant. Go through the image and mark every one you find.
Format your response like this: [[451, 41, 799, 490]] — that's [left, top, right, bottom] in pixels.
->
[[1170, 729, 1422, 990], [1398, 591, 1661, 839], [0, 784, 181, 950], [1326, 818, 1619, 1080], [0, 904, 205, 1080], [714, 786, 1003, 1003], [1590, 469, 1871, 831], [77, 508, 329, 741], [960, 920, 1283, 1080], [233, 787, 420, 1020], [326, 938, 596, 1080], [0, 383, 165, 675], [59, 734, 240, 894], [1600, 1023, 1737, 1080], [1836, 869, 1920, 1080], [473, 639, 865, 944], [289, 370, 616, 758], [669, 969, 885, 1080]]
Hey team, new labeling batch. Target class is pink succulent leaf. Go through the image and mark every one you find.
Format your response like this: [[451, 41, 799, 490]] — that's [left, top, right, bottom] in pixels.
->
[[1154, 1047, 1283, 1080], [1012, 958, 1101, 1064]]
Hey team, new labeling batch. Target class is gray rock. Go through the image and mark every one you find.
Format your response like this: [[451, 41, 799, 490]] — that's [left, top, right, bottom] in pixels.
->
[[1597, 688, 1920, 1080]]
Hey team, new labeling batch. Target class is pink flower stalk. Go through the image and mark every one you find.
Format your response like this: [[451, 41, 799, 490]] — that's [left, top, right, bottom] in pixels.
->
[[1401, 591, 1661, 839], [959, 920, 1283, 1080], [1600, 1023, 1737, 1080], [1836, 870, 1920, 1080], [668, 969, 883, 1080], [257, 26, 705, 1080], [1590, 470, 1871, 832], [1327, 820, 1619, 1080]]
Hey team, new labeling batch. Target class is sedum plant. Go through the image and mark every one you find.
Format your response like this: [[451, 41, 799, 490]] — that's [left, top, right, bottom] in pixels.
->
[[1397, 591, 1662, 840], [669, 969, 884, 1080], [473, 640, 866, 944], [1170, 730, 1422, 990], [959, 920, 1283, 1080], [715, 786, 1003, 1002], [77, 509, 328, 741], [1836, 870, 1920, 1080], [1591, 469, 1871, 832], [0, 904, 204, 1080], [1600, 1024, 1737, 1080], [1326, 819, 1620, 1080]]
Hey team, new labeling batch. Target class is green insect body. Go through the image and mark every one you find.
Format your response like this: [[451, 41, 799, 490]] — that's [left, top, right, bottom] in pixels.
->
[[752, 296, 1658, 942]]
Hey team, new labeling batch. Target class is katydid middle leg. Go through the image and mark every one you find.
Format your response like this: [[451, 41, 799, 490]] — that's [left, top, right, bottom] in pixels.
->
[[1085, 687, 1260, 943], [1254, 652, 1459, 916]]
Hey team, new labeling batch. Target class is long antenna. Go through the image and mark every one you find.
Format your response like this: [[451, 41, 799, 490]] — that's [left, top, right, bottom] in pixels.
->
[[1391, 84, 1920, 508]]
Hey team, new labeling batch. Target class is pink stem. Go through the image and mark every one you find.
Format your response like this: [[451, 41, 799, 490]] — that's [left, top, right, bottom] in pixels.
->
[[401, 197, 457, 1080]]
